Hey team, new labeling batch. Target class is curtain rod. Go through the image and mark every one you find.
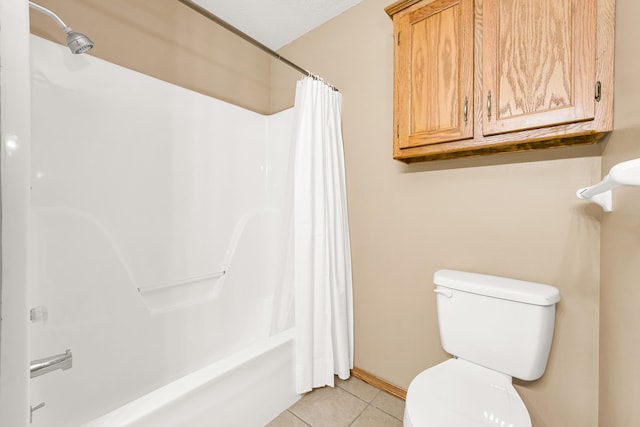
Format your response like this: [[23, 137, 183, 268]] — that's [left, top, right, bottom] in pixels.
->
[[176, 0, 338, 91]]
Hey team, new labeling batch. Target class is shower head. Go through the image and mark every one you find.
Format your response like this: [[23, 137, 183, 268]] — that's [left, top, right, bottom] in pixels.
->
[[29, 1, 95, 54], [64, 28, 95, 54]]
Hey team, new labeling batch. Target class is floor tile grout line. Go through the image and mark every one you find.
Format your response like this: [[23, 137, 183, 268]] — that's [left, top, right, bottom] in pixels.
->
[[336, 381, 381, 404], [370, 402, 403, 423], [339, 384, 404, 421], [286, 409, 311, 426], [367, 387, 404, 421], [347, 402, 371, 427], [348, 402, 404, 426], [336, 378, 404, 423]]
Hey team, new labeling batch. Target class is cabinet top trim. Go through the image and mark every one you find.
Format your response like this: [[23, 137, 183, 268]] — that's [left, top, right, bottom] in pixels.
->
[[385, 0, 423, 17]]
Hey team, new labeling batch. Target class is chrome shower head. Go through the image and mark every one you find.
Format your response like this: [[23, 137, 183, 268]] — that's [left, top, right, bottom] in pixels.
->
[[29, 1, 95, 54], [64, 28, 95, 55]]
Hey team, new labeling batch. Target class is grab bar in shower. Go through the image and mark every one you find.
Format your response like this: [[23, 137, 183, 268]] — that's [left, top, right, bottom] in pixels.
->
[[137, 270, 227, 294], [577, 158, 640, 212], [30, 349, 73, 379]]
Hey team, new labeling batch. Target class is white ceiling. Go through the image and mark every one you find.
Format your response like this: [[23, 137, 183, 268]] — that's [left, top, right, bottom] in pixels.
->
[[194, 0, 364, 50]]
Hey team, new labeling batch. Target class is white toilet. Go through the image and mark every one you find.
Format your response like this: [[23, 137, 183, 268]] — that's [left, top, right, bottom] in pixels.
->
[[404, 269, 560, 427]]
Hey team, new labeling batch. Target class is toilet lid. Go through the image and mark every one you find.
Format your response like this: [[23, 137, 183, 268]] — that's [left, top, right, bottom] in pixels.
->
[[405, 358, 531, 427]]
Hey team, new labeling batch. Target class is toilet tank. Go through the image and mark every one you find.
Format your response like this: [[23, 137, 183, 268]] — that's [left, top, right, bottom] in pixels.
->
[[434, 270, 560, 381]]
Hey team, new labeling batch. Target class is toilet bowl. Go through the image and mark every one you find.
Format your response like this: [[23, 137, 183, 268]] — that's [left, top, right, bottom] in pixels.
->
[[404, 270, 560, 427], [404, 359, 530, 427]]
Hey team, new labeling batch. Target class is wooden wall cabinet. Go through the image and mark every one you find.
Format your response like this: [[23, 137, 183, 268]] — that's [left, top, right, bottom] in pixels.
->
[[386, 0, 615, 162], [393, 0, 474, 149]]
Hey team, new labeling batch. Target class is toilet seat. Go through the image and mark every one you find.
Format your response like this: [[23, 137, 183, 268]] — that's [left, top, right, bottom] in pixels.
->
[[404, 358, 531, 427]]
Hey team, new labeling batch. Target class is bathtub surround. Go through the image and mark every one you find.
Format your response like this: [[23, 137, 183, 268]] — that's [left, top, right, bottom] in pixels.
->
[[294, 77, 354, 393], [29, 35, 297, 426]]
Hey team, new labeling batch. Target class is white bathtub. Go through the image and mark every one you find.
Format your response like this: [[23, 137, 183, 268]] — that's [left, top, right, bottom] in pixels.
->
[[83, 329, 298, 427]]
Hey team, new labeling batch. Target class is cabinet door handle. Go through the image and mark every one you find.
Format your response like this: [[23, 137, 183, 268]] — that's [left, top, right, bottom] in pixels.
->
[[463, 96, 469, 123], [487, 91, 492, 122]]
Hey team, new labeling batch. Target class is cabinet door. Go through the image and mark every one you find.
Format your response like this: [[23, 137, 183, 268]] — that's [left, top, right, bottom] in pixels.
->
[[482, 0, 596, 136], [394, 0, 473, 149]]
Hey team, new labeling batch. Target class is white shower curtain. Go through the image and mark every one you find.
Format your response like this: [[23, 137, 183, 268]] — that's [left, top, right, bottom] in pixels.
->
[[293, 77, 354, 394]]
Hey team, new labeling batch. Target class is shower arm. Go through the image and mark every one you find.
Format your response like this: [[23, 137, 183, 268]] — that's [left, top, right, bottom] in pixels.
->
[[29, 1, 73, 33], [28, 1, 95, 54]]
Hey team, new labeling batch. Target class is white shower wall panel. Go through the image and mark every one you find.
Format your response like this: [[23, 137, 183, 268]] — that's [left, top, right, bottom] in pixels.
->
[[29, 35, 294, 426]]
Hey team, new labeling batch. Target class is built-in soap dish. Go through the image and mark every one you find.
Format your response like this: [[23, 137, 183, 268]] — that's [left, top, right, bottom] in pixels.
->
[[137, 271, 226, 313]]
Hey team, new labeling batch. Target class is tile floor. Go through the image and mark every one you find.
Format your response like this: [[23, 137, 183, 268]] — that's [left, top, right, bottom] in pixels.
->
[[267, 376, 405, 427]]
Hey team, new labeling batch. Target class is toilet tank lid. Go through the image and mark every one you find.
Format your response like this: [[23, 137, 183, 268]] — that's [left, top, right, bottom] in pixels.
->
[[434, 270, 560, 306]]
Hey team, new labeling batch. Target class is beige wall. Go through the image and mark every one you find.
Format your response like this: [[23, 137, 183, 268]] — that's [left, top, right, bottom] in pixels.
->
[[599, 0, 640, 424], [274, 0, 603, 425], [29, 0, 273, 114]]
